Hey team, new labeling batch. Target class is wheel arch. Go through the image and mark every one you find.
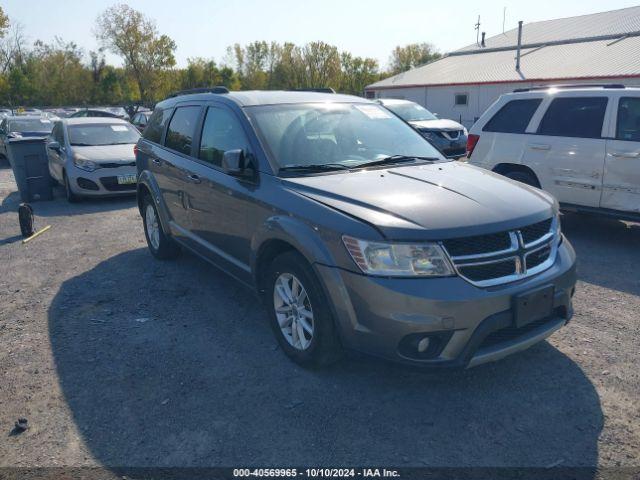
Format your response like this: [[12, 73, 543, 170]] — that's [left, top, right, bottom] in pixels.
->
[[492, 163, 541, 187]]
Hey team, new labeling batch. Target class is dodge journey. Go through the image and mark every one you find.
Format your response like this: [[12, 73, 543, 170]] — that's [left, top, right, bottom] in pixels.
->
[[135, 88, 577, 368]]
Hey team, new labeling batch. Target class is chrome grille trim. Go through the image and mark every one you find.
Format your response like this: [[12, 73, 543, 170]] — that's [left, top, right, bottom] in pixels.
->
[[442, 216, 559, 287]]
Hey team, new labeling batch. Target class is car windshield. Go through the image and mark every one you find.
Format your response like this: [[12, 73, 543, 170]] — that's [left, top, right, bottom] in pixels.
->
[[384, 102, 438, 122], [246, 102, 445, 171], [8, 118, 53, 133], [68, 123, 140, 146]]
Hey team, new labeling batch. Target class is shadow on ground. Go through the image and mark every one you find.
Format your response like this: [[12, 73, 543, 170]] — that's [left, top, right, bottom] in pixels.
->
[[48, 247, 602, 468], [561, 212, 640, 296]]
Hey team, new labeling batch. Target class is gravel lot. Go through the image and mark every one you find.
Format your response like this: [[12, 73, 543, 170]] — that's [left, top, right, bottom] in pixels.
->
[[0, 162, 638, 473]]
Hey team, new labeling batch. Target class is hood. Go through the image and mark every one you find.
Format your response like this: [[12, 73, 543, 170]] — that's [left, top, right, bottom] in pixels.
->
[[283, 162, 556, 241], [71, 144, 136, 162], [409, 119, 464, 131]]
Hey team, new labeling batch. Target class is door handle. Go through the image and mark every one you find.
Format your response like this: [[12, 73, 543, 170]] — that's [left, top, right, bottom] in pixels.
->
[[528, 143, 551, 151], [187, 174, 201, 184], [151, 157, 162, 165], [611, 151, 640, 158]]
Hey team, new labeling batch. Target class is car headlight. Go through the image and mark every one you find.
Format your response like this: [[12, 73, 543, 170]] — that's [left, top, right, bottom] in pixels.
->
[[342, 236, 455, 277], [73, 155, 99, 172]]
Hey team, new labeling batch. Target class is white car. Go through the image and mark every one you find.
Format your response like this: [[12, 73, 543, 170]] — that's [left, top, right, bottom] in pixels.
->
[[466, 85, 640, 221]]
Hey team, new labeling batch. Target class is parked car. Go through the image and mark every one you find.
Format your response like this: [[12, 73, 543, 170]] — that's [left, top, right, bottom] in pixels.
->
[[69, 108, 122, 119], [131, 111, 151, 132], [467, 84, 640, 221], [0, 108, 13, 119], [46, 118, 141, 202], [0, 115, 54, 159], [377, 98, 468, 159], [136, 89, 576, 368]]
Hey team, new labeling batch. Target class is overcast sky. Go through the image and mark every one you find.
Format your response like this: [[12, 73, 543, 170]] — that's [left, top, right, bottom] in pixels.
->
[[4, 0, 639, 69]]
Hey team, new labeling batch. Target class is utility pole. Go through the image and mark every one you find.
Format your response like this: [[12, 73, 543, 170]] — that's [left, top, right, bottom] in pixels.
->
[[475, 15, 481, 46]]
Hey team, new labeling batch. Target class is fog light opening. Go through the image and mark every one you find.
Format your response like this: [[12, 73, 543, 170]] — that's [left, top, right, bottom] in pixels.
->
[[417, 337, 431, 353]]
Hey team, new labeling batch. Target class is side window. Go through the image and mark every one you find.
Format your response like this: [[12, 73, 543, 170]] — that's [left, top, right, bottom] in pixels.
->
[[139, 114, 148, 126], [198, 107, 250, 167], [143, 107, 173, 144], [616, 97, 640, 142], [538, 97, 608, 139], [132, 113, 140, 123], [164, 106, 201, 156], [483, 99, 542, 133]]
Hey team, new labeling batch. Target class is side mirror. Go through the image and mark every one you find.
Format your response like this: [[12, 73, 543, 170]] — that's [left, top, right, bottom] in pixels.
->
[[47, 141, 61, 152], [222, 149, 252, 177]]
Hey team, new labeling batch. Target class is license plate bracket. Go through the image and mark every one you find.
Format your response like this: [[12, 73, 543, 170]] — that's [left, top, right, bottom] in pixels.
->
[[514, 285, 555, 328]]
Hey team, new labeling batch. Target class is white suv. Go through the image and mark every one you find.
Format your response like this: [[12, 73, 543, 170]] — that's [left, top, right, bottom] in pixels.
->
[[467, 85, 640, 221]]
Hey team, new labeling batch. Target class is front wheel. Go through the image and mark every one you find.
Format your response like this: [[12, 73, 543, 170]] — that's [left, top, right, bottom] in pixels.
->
[[142, 194, 180, 260], [265, 251, 342, 367], [63, 171, 80, 203]]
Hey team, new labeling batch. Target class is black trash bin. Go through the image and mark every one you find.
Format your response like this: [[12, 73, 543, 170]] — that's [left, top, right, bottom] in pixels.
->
[[7, 137, 53, 202]]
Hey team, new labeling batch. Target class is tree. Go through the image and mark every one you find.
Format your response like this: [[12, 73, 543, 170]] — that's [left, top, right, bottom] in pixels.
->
[[95, 4, 176, 103], [388, 43, 441, 75], [340, 53, 380, 95], [0, 7, 9, 38]]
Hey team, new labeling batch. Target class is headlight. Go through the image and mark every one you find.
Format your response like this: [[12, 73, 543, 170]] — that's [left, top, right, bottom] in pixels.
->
[[73, 155, 99, 172], [342, 236, 455, 277]]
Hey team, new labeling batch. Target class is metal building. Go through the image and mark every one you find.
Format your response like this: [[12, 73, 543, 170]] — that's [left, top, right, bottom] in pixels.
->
[[365, 6, 640, 128]]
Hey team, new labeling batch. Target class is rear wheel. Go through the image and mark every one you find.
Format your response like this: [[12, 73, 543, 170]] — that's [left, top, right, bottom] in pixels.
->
[[504, 170, 540, 188], [265, 251, 342, 367], [142, 194, 180, 260], [63, 171, 80, 203]]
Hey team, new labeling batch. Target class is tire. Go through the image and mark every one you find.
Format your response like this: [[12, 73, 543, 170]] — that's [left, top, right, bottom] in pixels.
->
[[63, 171, 80, 203], [504, 170, 540, 188], [265, 251, 342, 367], [141, 193, 180, 260]]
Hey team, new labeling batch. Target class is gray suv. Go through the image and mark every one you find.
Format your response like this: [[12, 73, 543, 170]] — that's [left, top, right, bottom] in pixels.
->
[[136, 88, 577, 368]]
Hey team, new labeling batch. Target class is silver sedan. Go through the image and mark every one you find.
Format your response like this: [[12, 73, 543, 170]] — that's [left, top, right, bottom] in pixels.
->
[[46, 118, 141, 202]]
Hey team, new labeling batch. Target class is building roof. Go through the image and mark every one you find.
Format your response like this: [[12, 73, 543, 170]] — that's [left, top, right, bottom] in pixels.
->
[[367, 6, 640, 90]]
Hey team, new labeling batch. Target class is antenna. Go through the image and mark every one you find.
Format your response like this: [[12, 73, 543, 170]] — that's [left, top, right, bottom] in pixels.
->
[[475, 15, 481, 46], [503, 7, 506, 34]]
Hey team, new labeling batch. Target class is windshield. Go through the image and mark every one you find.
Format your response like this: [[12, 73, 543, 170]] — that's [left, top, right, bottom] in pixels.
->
[[8, 118, 53, 133], [246, 103, 444, 171], [384, 102, 438, 122], [68, 123, 140, 146]]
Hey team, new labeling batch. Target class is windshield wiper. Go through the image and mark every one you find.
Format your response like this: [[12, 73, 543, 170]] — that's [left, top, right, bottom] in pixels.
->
[[279, 163, 351, 173], [357, 155, 440, 169], [70, 142, 94, 146]]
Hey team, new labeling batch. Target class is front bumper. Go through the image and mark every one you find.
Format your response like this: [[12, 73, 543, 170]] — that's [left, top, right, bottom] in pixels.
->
[[68, 164, 137, 196], [315, 240, 577, 368]]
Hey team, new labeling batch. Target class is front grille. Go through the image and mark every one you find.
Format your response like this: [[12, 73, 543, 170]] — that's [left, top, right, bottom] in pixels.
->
[[442, 231, 511, 257], [99, 161, 136, 168], [521, 218, 552, 244], [458, 259, 516, 282], [442, 217, 557, 287], [100, 176, 137, 192], [526, 245, 552, 270]]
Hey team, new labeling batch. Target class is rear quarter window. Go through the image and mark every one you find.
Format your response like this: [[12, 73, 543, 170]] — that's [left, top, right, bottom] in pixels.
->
[[483, 99, 542, 133], [143, 108, 173, 144], [537, 97, 608, 139]]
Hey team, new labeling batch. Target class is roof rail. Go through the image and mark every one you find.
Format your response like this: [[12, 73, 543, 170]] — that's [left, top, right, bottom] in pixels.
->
[[513, 84, 625, 93], [290, 88, 336, 94], [167, 86, 230, 98]]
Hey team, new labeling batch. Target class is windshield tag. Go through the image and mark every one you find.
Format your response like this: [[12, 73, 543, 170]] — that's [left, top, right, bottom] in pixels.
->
[[111, 125, 128, 131], [354, 105, 392, 119]]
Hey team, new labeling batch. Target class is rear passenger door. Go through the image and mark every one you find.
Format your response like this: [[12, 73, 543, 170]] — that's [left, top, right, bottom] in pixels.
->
[[156, 105, 202, 235], [602, 96, 640, 214], [186, 104, 256, 282], [524, 96, 608, 207]]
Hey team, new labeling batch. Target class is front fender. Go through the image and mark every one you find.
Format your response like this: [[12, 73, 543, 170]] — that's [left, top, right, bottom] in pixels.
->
[[250, 215, 339, 280], [137, 170, 173, 236]]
